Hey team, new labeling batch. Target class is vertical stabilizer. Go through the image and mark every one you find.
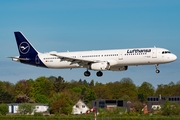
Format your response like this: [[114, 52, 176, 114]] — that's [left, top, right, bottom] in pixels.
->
[[14, 32, 39, 56], [13, 32, 46, 67]]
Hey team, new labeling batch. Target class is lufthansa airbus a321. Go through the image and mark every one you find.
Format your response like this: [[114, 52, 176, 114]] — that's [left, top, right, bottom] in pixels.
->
[[8, 32, 177, 77]]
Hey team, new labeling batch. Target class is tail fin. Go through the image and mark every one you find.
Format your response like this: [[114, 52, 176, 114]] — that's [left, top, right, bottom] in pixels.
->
[[14, 32, 39, 56]]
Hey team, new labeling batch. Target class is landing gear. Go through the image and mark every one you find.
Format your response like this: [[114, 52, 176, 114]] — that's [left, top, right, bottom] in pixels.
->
[[84, 70, 91, 77], [96, 71, 103, 77], [155, 64, 160, 73], [156, 69, 160, 73], [84, 70, 103, 77]]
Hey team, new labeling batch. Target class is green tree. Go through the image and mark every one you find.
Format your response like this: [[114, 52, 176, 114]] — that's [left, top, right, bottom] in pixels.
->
[[106, 82, 121, 99], [0, 81, 14, 103], [93, 83, 112, 99], [82, 80, 88, 86], [0, 90, 14, 103], [34, 76, 53, 98], [14, 80, 31, 103], [107, 78, 137, 100], [162, 100, 180, 116], [49, 93, 73, 115], [0, 81, 14, 95], [0, 81, 6, 92], [174, 84, 180, 96], [70, 85, 96, 104], [121, 95, 131, 101], [89, 79, 94, 87], [18, 103, 35, 114], [14, 80, 31, 97], [78, 79, 83, 85], [26, 79, 35, 98], [53, 76, 66, 93], [34, 94, 49, 103], [155, 82, 175, 96], [138, 82, 154, 102], [120, 78, 137, 100], [48, 76, 57, 82], [0, 104, 8, 115]]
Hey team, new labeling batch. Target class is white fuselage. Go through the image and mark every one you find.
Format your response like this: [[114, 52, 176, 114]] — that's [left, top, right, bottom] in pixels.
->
[[37, 47, 177, 70]]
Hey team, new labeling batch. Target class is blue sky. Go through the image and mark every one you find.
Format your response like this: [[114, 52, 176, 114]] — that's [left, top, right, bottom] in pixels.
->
[[0, 0, 180, 87]]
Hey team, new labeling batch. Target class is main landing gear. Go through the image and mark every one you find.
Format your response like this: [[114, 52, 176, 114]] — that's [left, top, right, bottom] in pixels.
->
[[96, 71, 103, 77], [84, 70, 91, 77], [155, 64, 160, 73], [84, 70, 103, 77]]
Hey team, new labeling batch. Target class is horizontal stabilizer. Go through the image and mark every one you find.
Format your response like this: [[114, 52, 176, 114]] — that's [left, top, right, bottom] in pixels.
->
[[7, 56, 30, 61]]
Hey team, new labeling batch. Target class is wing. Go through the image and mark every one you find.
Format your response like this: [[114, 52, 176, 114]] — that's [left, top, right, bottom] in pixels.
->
[[50, 53, 99, 66]]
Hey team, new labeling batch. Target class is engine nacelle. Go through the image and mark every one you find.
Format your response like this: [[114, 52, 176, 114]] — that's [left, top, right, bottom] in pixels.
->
[[110, 66, 128, 71], [90, 62, 110, 71]]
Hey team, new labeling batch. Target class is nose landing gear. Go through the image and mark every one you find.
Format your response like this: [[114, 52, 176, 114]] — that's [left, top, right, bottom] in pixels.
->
[[155, 64, 160, 73], [156, 69, 160, 73]]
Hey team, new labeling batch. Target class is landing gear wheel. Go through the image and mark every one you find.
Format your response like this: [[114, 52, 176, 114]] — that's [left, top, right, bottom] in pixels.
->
[[155, 64, 160, 74], [84, 71, 91, 77], [156, 69, 160, 73], [96, 71, 103, 77]]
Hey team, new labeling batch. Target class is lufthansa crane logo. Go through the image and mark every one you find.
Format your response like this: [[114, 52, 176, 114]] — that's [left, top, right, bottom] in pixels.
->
[[19, 42, 30, 54]]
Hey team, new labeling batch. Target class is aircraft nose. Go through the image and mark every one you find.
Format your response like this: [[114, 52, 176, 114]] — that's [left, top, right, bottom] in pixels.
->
[[174, 54, 177, 60], [172, 54, 177, 61]]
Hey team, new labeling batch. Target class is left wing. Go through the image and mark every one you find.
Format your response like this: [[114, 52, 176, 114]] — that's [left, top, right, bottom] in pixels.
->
[[50, 53, 100, 66]]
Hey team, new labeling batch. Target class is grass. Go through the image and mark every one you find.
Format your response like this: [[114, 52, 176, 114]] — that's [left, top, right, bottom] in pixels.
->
[[1, 115, 180, 120]]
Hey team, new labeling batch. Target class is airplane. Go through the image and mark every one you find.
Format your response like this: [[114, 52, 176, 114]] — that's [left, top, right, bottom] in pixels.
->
[[8, 31, 177, 77]]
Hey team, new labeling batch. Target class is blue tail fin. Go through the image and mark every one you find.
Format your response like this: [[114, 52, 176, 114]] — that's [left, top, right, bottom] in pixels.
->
[[14, 32, 39, 56], [14, 32, 46, 67]]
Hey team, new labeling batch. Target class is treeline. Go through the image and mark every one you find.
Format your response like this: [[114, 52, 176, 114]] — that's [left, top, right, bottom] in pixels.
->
[[0, 76, 180, 114]]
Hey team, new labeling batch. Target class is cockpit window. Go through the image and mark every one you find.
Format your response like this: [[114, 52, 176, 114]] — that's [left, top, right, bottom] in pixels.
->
[[162, 51, 171, 54]]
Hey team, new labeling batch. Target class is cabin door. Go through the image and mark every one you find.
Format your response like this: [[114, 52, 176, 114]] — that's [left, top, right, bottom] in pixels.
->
[[119, 52, 123, 60], [152, 49, 157, 58]]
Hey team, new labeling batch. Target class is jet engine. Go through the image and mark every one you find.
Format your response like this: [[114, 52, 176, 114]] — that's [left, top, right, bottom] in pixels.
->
[[110, 66, 128, 71], [89, 62, 110, 71]]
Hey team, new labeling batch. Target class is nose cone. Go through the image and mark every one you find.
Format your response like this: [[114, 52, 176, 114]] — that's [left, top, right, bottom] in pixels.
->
[[171, 54, 177, 61], [173, 54, 177, 61]]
